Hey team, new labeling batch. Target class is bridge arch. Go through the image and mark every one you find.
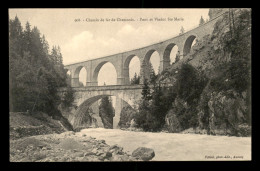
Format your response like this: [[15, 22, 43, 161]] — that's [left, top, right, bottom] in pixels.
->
[[144, 49, 157, 64], [163, 43, 179, 64], [70, 66, 87, 87], [143, 49, 160, 80], [71, 93, 136, 129], [72, 66, 85, 78], [183, 35, 197, 56], [93, 61, 118, 86], [123, 55, 141, 85]]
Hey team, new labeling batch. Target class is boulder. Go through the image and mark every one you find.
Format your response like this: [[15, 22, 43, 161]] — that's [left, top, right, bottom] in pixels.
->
[[132, 147, 155, 161]]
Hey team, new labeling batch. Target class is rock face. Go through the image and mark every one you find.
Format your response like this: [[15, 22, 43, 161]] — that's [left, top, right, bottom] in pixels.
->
[[160, 9, 251, 137], [9, 112, 72, 140], [118, 105, 137, 129], [99, 107, 114, 129], [164, 97, 187, 133], [98, 97, 115, 129], [60, 105, 99, 131], [165, 109, 182, 133], [208, 8, 225, 20], [132, 147, 155, 161], [198, 90, 250, 136]]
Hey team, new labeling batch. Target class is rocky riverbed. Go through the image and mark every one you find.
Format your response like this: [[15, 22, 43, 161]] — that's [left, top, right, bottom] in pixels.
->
[[9, 131, 155, 162]]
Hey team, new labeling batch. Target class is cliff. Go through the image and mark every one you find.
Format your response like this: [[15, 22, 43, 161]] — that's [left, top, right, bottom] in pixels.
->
[[162, 8, 251, 136]]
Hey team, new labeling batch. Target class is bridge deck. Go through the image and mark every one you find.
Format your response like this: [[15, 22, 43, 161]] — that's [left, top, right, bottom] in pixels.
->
[[59, 85, 143, 92]]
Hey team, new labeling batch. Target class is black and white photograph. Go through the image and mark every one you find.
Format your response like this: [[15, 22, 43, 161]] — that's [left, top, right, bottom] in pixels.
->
[[9, 8, 251, 162]]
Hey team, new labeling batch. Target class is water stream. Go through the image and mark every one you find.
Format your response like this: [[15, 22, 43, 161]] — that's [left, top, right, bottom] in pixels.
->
[[79, 128, 251, 161]]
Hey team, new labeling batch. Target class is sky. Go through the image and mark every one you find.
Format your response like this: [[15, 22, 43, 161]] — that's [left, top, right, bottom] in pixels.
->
[[9, 8, 209, 86]]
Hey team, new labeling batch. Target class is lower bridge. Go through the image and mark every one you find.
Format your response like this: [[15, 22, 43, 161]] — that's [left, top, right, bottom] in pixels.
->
[[58, 85, 143, 129]]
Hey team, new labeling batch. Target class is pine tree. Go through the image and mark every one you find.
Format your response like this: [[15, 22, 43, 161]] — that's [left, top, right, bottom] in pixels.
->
[[180, 26, 185, 34], [199, 16, 205, 26], [9, 16, 23, 58], [141, 79, 151, 101], [99, 96, 115, 128], [23, 21, 32, 62], [51, 46, 58, 64], [9, 15, 69, 116], [57, 45, 63, 65], [130, 72, 140, 85], [41, 35, 49, 55]]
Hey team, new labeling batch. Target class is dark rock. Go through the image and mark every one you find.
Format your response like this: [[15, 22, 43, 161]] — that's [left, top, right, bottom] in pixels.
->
[[105, 151, 112, 158], [118, 103, 137, 129], [100, 140, 105, 144], [132, 147, 155, 161], [165, 109, 182, 133], [84, 152, 96, 156]]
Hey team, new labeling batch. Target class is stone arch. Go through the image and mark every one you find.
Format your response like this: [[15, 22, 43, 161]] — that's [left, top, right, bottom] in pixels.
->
[[144, 49, 157, 64], [123, 55, 141, 85], [163, 43, 179, 64], [71, 66, 87, 87], [143, 49, 160, 80], [183, 35, 197, 56], [73, 66, 85, 78], [93, 61, 118, 86], [71, 94, 135, 129]]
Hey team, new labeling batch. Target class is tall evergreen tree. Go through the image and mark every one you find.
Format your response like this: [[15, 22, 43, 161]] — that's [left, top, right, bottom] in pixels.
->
[[57, 46, 63, 65], [199, 16, 205, 26], [180, 26, 185, 34], [9, 15, 70, 116], [99, 96, 115, 129], [130, 72, 140, 85], [141, 79, 151, 101]]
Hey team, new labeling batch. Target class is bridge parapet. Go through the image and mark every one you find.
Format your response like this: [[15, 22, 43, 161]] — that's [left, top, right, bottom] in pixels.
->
[[58, 84, 143, 92]]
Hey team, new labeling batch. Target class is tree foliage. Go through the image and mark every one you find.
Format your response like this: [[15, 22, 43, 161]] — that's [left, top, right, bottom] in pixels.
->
[[135, 68, 177, 131], [176, 64, 208, 106], [199, 16, 205, 26], [180, 26, 185, 34], [9, 16, 70, 116], [130, 72, 140, 85], [61, 86, 75, 108], [210, 9, 251, 94], [99, 96, 115, 128]]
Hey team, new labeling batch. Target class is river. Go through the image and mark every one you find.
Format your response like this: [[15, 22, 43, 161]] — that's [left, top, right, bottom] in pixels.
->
[[79, 128, 251, 161]]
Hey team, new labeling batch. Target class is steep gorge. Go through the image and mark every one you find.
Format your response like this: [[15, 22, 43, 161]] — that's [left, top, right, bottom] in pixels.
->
[[161, 8, 251, 136]]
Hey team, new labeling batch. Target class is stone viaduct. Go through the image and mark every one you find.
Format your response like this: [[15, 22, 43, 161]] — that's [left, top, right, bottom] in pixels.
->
[[59, 85, 142, 129], [64, 11, 227, 87], [61, 10, 228, 129]]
